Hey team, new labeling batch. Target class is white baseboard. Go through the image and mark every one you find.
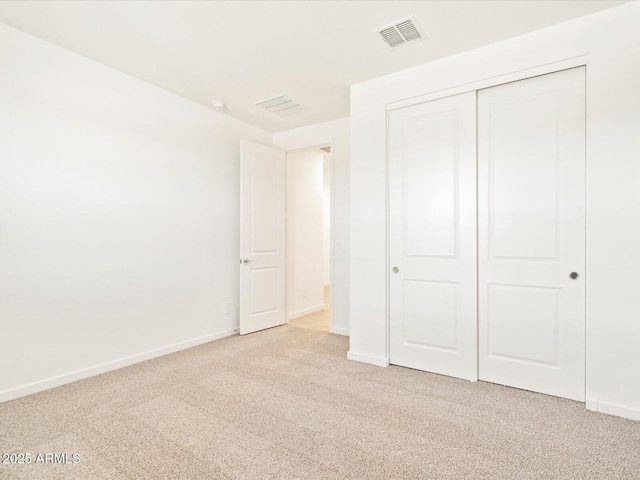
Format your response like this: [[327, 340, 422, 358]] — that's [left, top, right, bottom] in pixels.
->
[[330, 327, 350, 337], [347, 350, 389, 367], [586, 397, 640, 421], [0, 329, 237, 403], [585, 397, 598, 412], [288, 305, 324, 320]]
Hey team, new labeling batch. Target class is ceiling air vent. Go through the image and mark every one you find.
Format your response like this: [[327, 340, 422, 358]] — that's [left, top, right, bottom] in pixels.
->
[[376, 16, 425, 49], [255, 94, 307, 117]]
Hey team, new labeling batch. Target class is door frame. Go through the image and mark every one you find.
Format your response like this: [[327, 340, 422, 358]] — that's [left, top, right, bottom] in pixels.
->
[[284, 140, 336, 333], [385, 55, 590, 397]]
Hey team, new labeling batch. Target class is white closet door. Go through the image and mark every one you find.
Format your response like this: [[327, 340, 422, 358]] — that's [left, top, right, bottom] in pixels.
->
[[477, 68, 586, 400], [389, 92, 478, 381]]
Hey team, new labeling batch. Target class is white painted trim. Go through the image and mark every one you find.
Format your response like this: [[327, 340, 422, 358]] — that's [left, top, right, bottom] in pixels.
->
[[328, 139, 336, 334], [288, 305, 324, 320], [586, 397, 598, 412], [330, 327, 350, 337], [586, 397, 640, 421], [347, 350, 390, 367], [387, 55, 590, 112], [385, 102, 391, 363], [584, 64, 592, 407], [0, 329, 237, 403]]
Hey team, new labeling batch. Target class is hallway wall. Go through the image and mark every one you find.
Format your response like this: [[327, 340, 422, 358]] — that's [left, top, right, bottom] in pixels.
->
[[286, 149, 325, 319], [273, 117, 350, 336]]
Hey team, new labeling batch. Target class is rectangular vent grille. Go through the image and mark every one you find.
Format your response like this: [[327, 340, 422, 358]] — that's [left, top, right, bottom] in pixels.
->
[[376, 16, 425, 49], [255, 94, 307, 117], [379, 27, 404, 48]]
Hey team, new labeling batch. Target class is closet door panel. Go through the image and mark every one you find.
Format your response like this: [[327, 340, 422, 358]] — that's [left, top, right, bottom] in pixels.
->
[[477, 67, 586, 401], [389, 92, 477, 381]]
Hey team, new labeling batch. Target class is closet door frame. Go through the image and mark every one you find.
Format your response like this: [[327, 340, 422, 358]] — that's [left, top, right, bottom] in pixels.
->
[[385, 55, 590, 391]]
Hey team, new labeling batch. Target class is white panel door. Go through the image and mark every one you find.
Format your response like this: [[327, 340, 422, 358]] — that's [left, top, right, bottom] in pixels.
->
[[240, 139, 286, 335], [477, 67, 586, 400], [389, 92, 478, 380]]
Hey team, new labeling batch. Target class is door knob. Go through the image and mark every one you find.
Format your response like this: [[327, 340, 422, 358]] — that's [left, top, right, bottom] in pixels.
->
[[569, 272, 579, 279], [392, 267, 399, 274]]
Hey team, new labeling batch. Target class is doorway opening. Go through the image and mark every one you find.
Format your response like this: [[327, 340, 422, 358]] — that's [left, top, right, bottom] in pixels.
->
[[286, 145, 332, 332]]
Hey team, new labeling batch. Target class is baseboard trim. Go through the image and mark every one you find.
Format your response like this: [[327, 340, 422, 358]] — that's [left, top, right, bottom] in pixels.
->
[[585, 397, 598, 412], [0, 329, 237, 403], [347, 350, 389, 367], [330, 327, 350, 337], [288, 305, 324, 320], [586, 397, 640, 421]]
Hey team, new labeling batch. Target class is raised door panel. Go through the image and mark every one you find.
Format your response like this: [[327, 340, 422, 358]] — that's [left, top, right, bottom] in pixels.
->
[[488, 284, 559, 365], [403, 111, 458, 258], [251, 153, 280, 254], [489, 95, 559, 260], [250, 267, 280, 316], [403, 280, 458, 351]]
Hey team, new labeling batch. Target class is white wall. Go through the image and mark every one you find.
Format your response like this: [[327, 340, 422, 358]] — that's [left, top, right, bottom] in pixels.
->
[[0, 23, 272, 401], [323, 154, 331, 287], [286, 149, 325, 318], [274, 117, 350, 336], [350, 2, 640, 420]]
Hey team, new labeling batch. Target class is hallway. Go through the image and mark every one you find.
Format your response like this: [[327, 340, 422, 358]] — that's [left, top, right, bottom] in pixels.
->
[[289, 286, 330, 332]]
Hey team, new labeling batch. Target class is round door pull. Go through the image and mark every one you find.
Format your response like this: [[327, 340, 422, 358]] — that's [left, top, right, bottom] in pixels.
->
[[392, 267, 399, 274], [570, 272, 579, 279]]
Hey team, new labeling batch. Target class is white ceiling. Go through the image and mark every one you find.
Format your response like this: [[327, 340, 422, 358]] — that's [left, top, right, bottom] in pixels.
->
[[0, 1, 626, 132]]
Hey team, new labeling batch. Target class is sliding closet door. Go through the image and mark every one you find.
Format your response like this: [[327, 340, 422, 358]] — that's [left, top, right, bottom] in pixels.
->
[[389, 92, 477, 381], [477, 68, 586, 400]]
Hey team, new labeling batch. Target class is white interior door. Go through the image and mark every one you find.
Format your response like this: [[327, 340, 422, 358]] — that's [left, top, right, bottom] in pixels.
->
[[389, 91, 478, 381], [240, 139, 286, 335], [477, 67, 586, 400]]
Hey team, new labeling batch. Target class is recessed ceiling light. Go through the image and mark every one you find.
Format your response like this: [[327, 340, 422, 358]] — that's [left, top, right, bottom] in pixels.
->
[[212, 100, 226, 109]]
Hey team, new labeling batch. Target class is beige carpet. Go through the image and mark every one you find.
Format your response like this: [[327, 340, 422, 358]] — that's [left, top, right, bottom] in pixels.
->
[[1, 308, 639, 479]]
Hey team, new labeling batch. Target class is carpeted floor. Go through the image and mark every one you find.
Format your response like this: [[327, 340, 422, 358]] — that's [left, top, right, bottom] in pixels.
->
[[1, 303, 639, 479]]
